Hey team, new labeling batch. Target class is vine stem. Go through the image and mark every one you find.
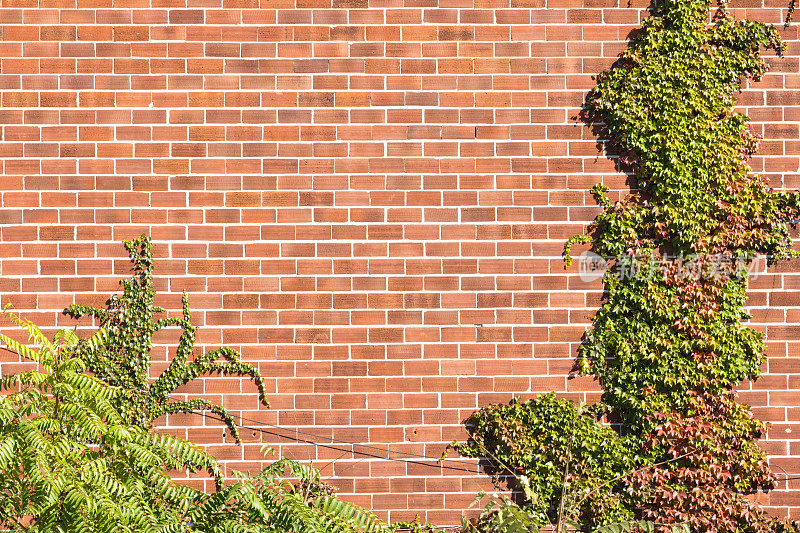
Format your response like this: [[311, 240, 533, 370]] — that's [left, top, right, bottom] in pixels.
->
[[555, 430, 573, 533]]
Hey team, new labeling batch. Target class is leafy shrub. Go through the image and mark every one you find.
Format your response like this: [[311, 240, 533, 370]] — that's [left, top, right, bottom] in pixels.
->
[[460, 491, 689, 533], [628, 391, 777, 533], [453, 394, 633, 527], [190, 458, 389, 533], [391, 519, 443, 532], [0, 310, 219, 530], [0, 240, 389, 533], [460, 494, 540, 533]]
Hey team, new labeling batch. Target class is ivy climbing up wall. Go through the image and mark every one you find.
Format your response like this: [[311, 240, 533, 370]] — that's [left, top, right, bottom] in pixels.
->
[[577, 1, 800, 528], [456, 1, 800, 531]]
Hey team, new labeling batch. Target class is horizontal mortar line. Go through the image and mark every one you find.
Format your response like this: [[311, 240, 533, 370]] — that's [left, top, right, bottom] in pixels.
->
[[0, 332, 782, 340], [4, 278, 600, 282], [0, 265, 602, 269], [2, 336, 784, 344], [5, 59, 619, 64], [1, 139, 619, 142], [0, 101, 586, 104], [0, 94, 590, 97], [0, 39, 737, 44], [0, 276, 606, 281], [0, 171, 617, 175], [176, 458, 471, 464], [0, 308, 602, 314], [0, 31, 648, 35], [0, 186, 711, 191], [0, 289, 607, 295], [1, 251, 788, 256], [2, 186, 790, 190], [0, 171, 592, 175], [0, 265, 679, 270], [0, 240, 728, 245], [3, 256, 600, 260], [0, 120, 595, 125], [0, 261, 790, 267], [3, 22, 647, 26], [0, 96, 604, 100], [1, 51, 634, 55], [0, 254, 789, 260], [0, 235, 592, 239], [3, 107, 584, 110], [7, 328, 785, 333], [1, 326, 790, 333], [0, 237, 590, 241], [0, 247, 604, 251], [2, 136, 791, 140], [0, 234, 791, 239], [0, 49, 637, 53], [2, 262, 594, 266], [0, 145, 597, 148], [0, 120, 570, 123], [0, 282, 612, 287], [0, 301, 596, 306], [71, 324, 800, 329]]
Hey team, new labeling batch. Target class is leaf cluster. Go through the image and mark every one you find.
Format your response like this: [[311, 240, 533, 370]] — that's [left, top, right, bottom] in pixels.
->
[[0, 309, 217, 531], [453, 394, 633, 529], [460, 492, 688, 533], [0, 306, 389, 533]]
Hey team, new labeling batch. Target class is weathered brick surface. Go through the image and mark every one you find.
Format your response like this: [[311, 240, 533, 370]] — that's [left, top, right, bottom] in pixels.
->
[[0, 0, 799, 525]]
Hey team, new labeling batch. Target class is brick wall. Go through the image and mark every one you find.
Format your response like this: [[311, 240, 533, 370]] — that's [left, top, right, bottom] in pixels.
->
[[0, 0, 799, 525]]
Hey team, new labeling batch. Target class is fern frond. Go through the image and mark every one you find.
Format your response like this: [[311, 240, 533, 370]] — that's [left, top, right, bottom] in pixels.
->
[[0, 332, 45, 366], [0, 370, 49, 392], [55, 328, 80, 349], [82, 327, 109, 354], [3, 310, 53, 354], [315, 495, 390, 533]]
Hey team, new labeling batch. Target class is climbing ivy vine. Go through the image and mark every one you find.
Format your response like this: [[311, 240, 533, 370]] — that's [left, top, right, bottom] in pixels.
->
[[65, 236, 269, 443], [456, 1, 800, 532]]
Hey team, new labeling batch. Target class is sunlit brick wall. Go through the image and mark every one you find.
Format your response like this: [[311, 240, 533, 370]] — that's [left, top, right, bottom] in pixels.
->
[[0, 0, 799, 524]]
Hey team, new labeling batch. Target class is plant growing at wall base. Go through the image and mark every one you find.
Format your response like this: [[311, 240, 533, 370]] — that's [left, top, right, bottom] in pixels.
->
[[460, 491, 689, 533], [65, 235, 268, 443], [452, 394, 634, 528], [186, 453, 390, 533], [0, 308, 220, 530], [456, 1, 800, 532], [0, 307, 389, 532]]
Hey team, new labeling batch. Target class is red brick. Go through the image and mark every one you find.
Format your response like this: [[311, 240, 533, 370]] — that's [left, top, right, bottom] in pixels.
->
[[1, 3, 799, 523]]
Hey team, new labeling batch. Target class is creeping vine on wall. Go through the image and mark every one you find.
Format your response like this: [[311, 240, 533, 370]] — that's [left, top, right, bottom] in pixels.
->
[[65, 236, 269, 443], [457, 2, 800, 532]]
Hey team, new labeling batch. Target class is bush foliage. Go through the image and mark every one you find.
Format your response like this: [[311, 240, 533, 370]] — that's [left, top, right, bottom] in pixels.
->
[[454, 394, 633, 526], [0, 238, 388, 533]]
